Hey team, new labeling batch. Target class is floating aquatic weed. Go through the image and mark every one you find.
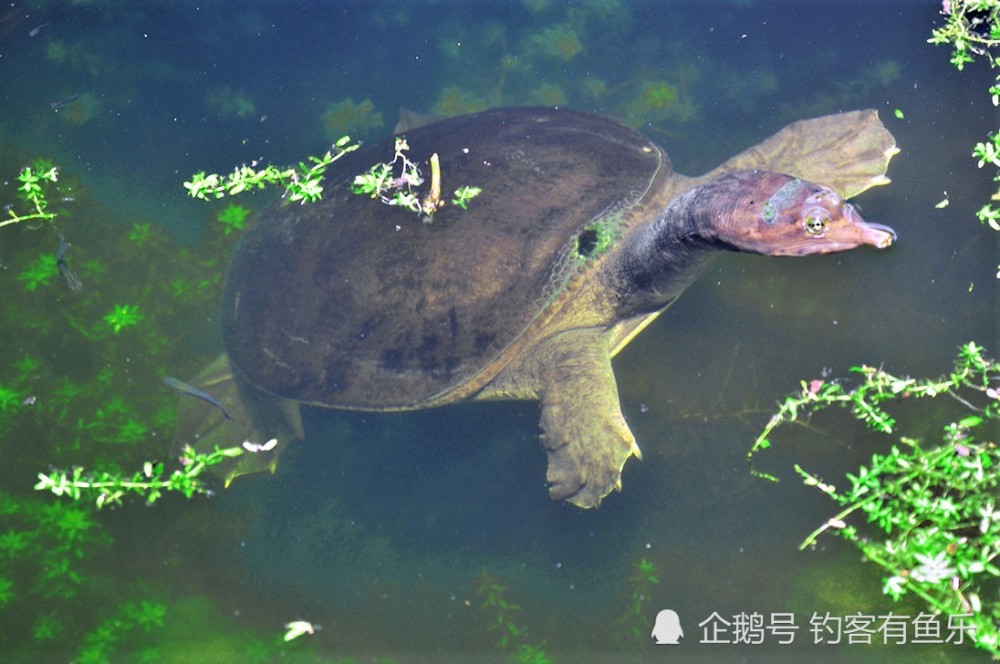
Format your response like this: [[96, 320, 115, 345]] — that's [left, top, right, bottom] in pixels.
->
[[184, 136, 356, 203]]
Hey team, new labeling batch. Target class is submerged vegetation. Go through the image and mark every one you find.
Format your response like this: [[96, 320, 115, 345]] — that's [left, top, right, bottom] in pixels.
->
[[322, 97, 384, 143], [0, 135, 280, 658], [474, 571, 551, 663], [615, 557, 660, 645], [750, 342, 1000, 657], [0, 1, 994, 660]]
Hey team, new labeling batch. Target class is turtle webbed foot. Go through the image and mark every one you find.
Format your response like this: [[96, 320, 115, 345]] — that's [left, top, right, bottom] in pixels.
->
[[541, 403, 641, 508], [537, 331, 642, 508], [172, 353, 304, 485]]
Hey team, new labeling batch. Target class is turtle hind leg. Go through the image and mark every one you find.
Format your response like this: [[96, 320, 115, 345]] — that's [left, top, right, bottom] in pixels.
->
[[537, 330, 642, 508], [172, 353, 304, 485]]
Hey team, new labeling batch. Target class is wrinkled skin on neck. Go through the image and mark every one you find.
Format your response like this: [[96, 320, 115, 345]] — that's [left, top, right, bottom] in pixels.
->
[[612, 170, 896, 318]]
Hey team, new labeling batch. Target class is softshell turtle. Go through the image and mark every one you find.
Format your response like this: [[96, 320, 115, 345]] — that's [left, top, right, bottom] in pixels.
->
[[175, 107, 897, 508]]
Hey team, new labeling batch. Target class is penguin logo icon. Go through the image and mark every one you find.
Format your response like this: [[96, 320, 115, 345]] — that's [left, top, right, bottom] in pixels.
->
[[651, 609, 684, 644]]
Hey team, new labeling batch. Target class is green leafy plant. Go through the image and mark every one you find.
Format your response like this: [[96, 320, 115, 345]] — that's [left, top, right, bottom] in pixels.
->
[[102, 303, 143, 334], [510, 643, 552, 664], [750, 342, 1000, 657], [451, 185, 483, 210], [17, 253, 58, 291], [185, 135, 480, 222], [473, 570, 550, 662], [75, 598, 166, 664], [0, 383, 22, 413], [929, 0, 999, 71], [352, 137, 481, 220], [35, 444, 246, 508], [929, 0, 1000, 234], [1, 163, 60, 229], [127, 221, 152, 246], [616, 557, 659, 644], [0, 147, 264, 662], [216, 202, 252, 234], [474, 570, 526, 651], [0, 490, 112, 648], [184, 136, 358, 203]]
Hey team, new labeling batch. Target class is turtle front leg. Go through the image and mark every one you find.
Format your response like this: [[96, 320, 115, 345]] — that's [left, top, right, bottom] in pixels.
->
[[537, 330, 642, 508]]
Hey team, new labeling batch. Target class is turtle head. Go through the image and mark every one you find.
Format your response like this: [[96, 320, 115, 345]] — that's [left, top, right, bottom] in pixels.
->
[[609, 169, 895, 318], [717, 171, 896, 256]]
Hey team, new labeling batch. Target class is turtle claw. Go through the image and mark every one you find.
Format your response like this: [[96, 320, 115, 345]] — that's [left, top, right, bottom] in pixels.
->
[[542, 412, 639, 508]]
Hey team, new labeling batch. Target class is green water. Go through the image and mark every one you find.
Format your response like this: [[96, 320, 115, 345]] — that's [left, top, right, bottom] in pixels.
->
[[0, 1, 995, 662]]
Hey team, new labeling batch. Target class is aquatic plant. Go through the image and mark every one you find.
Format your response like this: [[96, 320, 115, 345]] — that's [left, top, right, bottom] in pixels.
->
[[529, 83, 567, 106], [522, 0, 552, 12], [616, 557, 659, 645], [127, 221, 152, 246], [352, 137, 481, 220], [623, 78, 700, 126], [56, 93, 100, 126], [0, 384, 22, 413], [75, 598, 167, 664], [45, 38, 68, 63], [35, 444, 246, 509], [750, 341, 1000, 657], [0, 490, 112, 648], [929, 0, 1000, 234], [530, 23, 583, 60], [2, 163, 60, 230], [0, 145, 279, 661], [103, 303, 144, 334], [432, 86, 489, 116], [322, 97, 383, 142], [510, 643, 552, 664], [474, 570, 526, 650], [930, 0, 999, 71], [472, 570, 551, 662], [17, 253, 58, 291], [452, 186, 482, 210], [216, 203, 252, 235], [184, 136, 358, 203], [205, 85, 257, 119], [634, 80, 678, 112]]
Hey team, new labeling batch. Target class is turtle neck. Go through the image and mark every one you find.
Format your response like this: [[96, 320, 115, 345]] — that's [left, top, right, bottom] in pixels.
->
[[608, 171, 763, 318]]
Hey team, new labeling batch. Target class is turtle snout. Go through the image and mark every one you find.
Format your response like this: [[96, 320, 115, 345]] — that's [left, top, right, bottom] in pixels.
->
[[856, 220, 896, 249]]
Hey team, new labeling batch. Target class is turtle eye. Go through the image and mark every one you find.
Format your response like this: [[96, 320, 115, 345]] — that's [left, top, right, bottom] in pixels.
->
[[803, 212, 829, 237]]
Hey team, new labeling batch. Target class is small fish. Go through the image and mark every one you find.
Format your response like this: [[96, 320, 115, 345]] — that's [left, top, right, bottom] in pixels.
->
[[163, 376, 233, 421], [50, 93, 83, 111], [29, 22, 49, 37], [56, 234, 83, 292]]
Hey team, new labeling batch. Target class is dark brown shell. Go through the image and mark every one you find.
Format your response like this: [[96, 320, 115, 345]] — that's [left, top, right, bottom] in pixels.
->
[[221, 107, 664, 408]]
